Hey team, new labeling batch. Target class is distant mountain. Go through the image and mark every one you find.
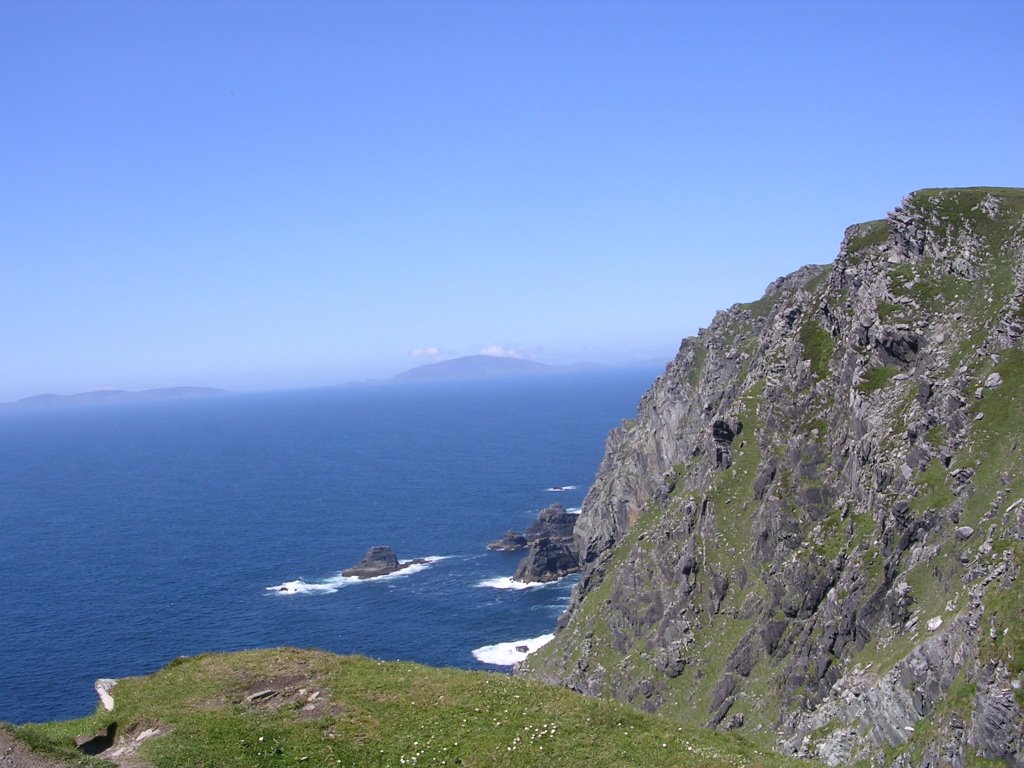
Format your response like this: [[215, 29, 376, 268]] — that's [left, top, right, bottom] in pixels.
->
[[393, 355, 556, 383], [4, 386, 226, 409]]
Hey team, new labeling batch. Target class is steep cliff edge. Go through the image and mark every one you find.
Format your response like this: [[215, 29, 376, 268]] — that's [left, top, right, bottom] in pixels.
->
[[521, 187, 1024, 767]]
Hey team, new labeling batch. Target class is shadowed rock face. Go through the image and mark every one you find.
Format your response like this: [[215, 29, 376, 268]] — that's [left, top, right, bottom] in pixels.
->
[[520, 188, 1024, 767], [341, 546, 425, 579], [514, 538, 579, 583], [525, 504, 578, 544], [512, 504, 581, 583], [487, 530, 528, 551]]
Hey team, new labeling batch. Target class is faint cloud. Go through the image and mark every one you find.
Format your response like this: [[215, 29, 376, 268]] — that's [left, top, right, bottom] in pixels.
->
[[410, 347, 443, 359], [479, 345, 525, 359]]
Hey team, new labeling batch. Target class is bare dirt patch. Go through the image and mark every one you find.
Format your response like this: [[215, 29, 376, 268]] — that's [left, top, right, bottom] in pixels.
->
[[202, 671, 345, 720], [98, 721, 173, 768], [0, 728, 72, 768]]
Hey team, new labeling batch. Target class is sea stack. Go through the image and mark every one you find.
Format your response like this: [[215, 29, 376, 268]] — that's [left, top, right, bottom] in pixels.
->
[[524, 503, 577, 544], [341, 546, 426, 579], [513, 537, 579, 583], [512, 503, 581, 583]]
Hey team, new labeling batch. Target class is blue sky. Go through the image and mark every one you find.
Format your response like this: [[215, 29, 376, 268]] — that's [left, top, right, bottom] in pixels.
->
[[3, 1, 1022, 400]]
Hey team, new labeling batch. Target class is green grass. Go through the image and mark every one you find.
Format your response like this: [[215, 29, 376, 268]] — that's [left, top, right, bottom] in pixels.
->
[[912, 459, 955, 513], [846, 219, 891, 253], [983, 542, 1024, 696], [697, 381, 765, 572], [688, 343, 709, 388], [665, 614, 755, 720], [876, 300, 901, 321], [964, 751, 1013, 768], [12, 649, 807, 768], [856, 365, 899, 394], [526, 500, 668, 679], [532, 380, 773, 734], [897, 188, 1024, 376], [876, 190, 1024, 378], [658, 382, 768, 720], [738, 292, 781, 322], [798, 320, 834, 379], [803, 265, 833, 296], [924, 422, 945, 447], [960, 348, 1024, 531], [909, 187, 1024, 229]]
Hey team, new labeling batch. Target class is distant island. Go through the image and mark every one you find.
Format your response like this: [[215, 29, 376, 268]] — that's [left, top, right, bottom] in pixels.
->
[[2, 386, 227, 410], [392, 354, 606, 383]]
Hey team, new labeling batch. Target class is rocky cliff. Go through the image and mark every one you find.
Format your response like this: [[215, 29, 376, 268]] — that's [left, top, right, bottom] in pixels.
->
[[514, 503, 582, 583], [521, 188, 1024, 767]]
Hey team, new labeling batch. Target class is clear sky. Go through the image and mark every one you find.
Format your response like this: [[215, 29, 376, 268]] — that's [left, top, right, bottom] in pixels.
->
[[3, 1, 1022, 400]]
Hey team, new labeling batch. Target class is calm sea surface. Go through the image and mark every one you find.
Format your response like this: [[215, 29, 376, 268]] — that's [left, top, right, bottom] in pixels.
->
[[0, 370, 657, 724]]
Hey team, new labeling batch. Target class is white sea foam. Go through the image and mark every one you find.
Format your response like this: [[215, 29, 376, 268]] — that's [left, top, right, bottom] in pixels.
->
[[266, 576, 356, 595], [373, 557, 448, 581], [267, 556, 448, 596], [476, 576, 545, 590], [472, 633, 555, 666], [545, 485, 577, 492], [566, 506, 582, 515]]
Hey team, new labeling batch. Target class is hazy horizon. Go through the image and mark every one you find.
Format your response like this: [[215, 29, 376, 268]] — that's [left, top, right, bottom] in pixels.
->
[[4, 2, 1023, 402], [3, 354, 669, 403]]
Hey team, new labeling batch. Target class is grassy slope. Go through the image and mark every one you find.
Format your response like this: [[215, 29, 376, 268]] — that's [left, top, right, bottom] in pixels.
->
[[13, 648, 808, 768]]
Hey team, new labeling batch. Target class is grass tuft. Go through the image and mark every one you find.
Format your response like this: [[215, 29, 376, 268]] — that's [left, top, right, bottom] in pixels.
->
[[799, 320, 835, 379]]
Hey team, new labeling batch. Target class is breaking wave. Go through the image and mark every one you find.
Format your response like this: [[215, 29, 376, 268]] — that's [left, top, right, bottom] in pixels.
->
[[475, 576, 544, 590], [472, 633, 555, 666], [267, 556, 448, 596], [544, 484, 577, 492]]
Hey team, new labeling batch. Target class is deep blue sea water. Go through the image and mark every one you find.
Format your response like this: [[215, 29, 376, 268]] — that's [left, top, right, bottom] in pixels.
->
[[0, 369, 657, 724]]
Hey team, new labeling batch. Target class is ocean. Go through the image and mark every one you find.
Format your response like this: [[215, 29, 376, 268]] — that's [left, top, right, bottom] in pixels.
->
[[0, 369, 657, 724]]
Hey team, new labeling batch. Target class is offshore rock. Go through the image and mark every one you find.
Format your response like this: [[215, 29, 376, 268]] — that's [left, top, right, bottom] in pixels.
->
[[524, 503, 578, 544], [487, 530, 528, 551], [512, 504, 581, 583], [520, 188, 1024, 766], [341, 546, 425, 579], [514, 537, 579, 583]]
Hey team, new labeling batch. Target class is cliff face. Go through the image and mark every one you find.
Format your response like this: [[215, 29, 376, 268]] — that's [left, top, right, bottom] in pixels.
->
[[522, 188, 1024, 767]]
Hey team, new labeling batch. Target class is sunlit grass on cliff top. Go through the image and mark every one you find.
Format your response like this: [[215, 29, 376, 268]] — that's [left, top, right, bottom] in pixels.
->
[[14, 648, 809, 768]]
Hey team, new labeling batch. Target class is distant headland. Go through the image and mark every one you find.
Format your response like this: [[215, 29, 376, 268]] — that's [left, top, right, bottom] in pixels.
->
[[392, 354, 607, 383], [1, 386, 227, 410]]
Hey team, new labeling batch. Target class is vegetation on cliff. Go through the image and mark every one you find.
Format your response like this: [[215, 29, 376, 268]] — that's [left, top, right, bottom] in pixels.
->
[[523, 188, 1024, 767]]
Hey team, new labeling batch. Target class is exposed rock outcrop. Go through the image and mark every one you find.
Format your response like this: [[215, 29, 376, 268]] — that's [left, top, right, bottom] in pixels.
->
[[487, 530, 528, 551], [94, 678, 117, 712], [341, 546, 425, 579], [514, 538, 579, 583], [512, 504, 581, 583], [524, 503, 578, 545], [521, 188, 1024, 766]]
